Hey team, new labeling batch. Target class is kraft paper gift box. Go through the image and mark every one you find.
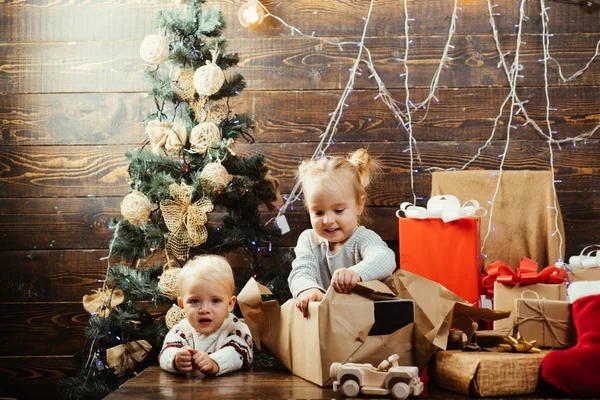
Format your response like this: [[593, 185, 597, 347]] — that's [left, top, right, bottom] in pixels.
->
[[513, 299, 575, 348], [435, 350, 549, 397], [238, 279, 415, 386], [239, 270, 510, 387], [493, 282, 567, 332], [568, 267, 600, 283], [398, 217, 481, 305]]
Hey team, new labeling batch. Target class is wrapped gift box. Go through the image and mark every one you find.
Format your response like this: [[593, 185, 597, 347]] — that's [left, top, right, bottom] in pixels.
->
[[473, 330, 506, 348], [435, 350, 548, 397], [399, 217, 481, 305], [568, 267, 600, 283], [513, 299, 575, 348], [493, 282, 567, 332]]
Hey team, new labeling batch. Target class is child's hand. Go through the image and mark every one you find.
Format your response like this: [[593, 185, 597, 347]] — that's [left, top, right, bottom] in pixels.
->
[[193, 351, 219, 375], [296, 288, 324, 318], [174, 347, 198, 373], [331, 268, 361, 294]]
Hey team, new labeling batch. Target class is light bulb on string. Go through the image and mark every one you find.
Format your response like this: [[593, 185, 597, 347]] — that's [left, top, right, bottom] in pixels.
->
[[238, 0, 265, 27]]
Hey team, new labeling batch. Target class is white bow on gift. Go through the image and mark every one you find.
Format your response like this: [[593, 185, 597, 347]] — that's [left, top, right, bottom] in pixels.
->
[[396, 195, 487, 223], [567, 245, 600, 270]]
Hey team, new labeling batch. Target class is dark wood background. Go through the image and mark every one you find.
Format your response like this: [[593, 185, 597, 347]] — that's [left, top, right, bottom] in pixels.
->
[[1, 0, 599, 398]]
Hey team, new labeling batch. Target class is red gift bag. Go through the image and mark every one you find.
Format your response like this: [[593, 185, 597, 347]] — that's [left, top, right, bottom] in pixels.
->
[[399, 217, 481, 305]]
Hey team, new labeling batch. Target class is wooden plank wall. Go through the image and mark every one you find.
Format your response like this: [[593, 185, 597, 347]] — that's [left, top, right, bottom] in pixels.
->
[[1, 0, 599, 398]]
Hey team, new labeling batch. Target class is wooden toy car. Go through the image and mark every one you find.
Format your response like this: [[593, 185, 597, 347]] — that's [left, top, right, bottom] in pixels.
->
[[330, 354, 423, 399]]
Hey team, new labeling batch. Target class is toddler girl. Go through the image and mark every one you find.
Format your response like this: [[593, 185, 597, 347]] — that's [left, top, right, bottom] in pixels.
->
[[159, 255, 253, 375], [288, 149, 396, 317]]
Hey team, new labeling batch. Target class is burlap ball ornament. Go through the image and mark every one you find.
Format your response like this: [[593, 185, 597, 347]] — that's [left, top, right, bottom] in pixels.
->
[[171, 69, 196, 101], [200, 162, 232, 191], [165, 305, 186, 329], [193, 60, 225, 96], [189, 122, 221, 153], [120, 190, 151, 226], [199, 101, 229, 124], [140, 34, 169, 64], [158, 267, 181, 299]]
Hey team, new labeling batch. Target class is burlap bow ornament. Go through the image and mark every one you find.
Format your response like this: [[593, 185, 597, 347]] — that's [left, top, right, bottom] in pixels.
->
[[106, 340, 152, 376], [82, 288, 125, 317], [160, 183, 214, 260], [145, 120, 188, 154]]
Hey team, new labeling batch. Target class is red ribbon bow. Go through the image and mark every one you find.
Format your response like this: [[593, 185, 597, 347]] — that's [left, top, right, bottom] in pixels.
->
[[482, 257, 566, 296]]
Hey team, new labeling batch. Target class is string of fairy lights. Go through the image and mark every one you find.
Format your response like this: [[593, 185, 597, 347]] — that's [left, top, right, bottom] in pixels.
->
[[248, 0, 600, 264]]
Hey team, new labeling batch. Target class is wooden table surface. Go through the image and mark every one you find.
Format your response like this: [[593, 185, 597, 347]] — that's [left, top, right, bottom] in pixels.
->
[[104, 366, 564, 399]]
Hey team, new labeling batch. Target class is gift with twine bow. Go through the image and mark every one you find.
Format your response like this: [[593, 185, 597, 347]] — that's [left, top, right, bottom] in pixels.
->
[[512, 297, 575, 349], [106, 340, 152, 376], [160, 183, 214, 260], [483, 257, 568, 332], [482, 257, 567, 297]]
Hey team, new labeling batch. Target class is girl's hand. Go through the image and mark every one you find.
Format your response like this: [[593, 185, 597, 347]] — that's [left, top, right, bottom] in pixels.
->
[[174, 347, 198, 372], [331, 268, 361, 294], [295, 288, 324, 318], [193, 351, 219, 375]]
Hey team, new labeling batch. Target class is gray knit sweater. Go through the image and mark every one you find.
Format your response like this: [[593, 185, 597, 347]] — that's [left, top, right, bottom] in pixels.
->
[[288, 226, 396, 298]]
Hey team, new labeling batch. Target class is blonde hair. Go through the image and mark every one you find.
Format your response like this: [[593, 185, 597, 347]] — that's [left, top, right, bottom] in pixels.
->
[[298, 148, 379, 211], [177, 255, 234, 296]]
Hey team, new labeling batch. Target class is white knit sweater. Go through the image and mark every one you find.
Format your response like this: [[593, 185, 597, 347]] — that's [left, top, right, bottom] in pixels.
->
[[288, 226, 397, 298], [159, 313, 253, 375]]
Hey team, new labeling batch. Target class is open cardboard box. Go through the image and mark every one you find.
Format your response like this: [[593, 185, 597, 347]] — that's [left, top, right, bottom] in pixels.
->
[[239, 270, 510, 387]]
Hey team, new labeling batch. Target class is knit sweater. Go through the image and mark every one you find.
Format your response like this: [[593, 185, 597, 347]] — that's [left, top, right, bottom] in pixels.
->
[[159, 313, 253, 376], [288, 226, 396, 298]]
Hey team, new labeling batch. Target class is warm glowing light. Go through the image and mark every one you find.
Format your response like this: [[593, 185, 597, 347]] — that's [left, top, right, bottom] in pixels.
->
[[238, 0, 265, 27]]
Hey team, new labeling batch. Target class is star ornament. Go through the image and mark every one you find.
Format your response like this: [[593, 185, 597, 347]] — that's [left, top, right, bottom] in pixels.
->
[[499, 333, 541, 353]]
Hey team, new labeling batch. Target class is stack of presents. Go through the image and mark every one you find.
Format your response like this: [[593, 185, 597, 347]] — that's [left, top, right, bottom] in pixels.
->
[[239, 171, 600, 397]]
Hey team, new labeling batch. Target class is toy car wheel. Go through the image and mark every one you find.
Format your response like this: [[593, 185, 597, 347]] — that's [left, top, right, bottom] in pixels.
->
[[391, 382, 410, 400], [341, 379, 360, 398]]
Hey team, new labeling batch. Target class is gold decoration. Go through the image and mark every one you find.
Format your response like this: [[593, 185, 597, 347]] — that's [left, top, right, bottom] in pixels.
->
[[199, 100, 228, 124], [160, 183, 214, 260], [140, 34, 169, 64], [226, 138, 236, 156], [499, 333, 541, 353], [158, 266, 182, 299], [200, 162, 232, 191], [171, 69, 196, 101], [190, 96, 208, 123], [106, 340, 152, 376], [120, 190, 151, 226], [145, 120, 187, 154], [189, 122, 221, 153], [264, 170, 283, 211], [83, 288, 125, 317], [165, 122, 188, 153], [193, 51, 225, 96], [165, 305, 186, 329]]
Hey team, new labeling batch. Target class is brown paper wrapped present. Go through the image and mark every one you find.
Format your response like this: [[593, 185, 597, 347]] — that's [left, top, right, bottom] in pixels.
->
[[238, 278, 415, 386], [568, 267, 600, 283], [513, 299, 575, 348], [435, 350, 548, 397], [493, 282, 567, 332], [238, 270, 510, 387]]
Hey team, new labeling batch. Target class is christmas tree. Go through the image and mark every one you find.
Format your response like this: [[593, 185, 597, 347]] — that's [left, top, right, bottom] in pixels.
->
[[60, 0, 285, 398]]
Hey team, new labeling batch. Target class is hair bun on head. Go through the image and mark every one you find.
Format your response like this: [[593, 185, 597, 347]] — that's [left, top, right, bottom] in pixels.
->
[[347, 148, 376, 188]]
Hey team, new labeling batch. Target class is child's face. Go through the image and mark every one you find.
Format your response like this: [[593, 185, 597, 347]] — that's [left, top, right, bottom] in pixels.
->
[[304, 178, 365, 253], [177, 277, 236, 335]]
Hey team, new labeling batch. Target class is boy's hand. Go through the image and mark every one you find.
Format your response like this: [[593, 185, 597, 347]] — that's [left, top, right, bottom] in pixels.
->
[[193, 351, 219, 375], [295, 288, 324, 318], [331, 268, 361, 294], [174, 347, 198, 373]]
